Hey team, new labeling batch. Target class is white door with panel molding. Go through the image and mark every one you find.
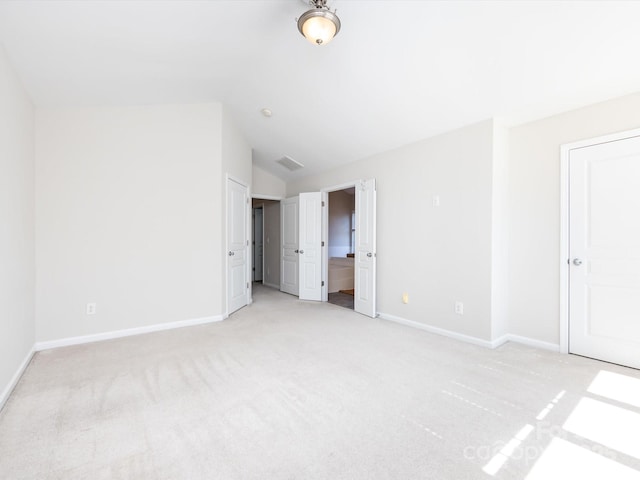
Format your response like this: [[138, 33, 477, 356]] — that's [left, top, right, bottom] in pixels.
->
[[568, 135, 640, 369], [281, 196, 299, 296], [355, 179, 377, 318], [227, 177, 248, 315], [299, 192, 323, 301]]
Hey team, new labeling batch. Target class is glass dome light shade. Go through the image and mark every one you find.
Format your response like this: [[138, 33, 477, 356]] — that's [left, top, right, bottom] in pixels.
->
[[298, 9, 341, 45]]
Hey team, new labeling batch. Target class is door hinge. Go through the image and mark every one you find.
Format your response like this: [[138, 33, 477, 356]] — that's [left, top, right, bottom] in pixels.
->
[[246, 198, 249, 204], [322, 201, 325, 207], [322, 280, 325, 287], [247, 240, 249, 246], [247, 282, 249, 289], [321, 241, 325, 247]]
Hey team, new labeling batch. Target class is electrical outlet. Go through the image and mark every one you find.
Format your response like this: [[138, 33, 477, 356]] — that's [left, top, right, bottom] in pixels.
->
[[402, 293, 409, 304], [86, 303, 96, 315], [455, 301, 464, 315]]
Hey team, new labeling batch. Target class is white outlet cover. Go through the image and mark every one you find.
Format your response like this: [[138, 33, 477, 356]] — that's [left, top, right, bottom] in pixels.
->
[[455, 301, 464, 315]]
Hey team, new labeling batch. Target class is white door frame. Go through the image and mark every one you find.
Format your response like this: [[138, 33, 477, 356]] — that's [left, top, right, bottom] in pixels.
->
[[225, 174, 251, 317], [251, 194, 284, 298], [321, 181, 359, 302], [253, 205, 264, 282], [253, 194, 284, 201], [559, 126, 640, 354]]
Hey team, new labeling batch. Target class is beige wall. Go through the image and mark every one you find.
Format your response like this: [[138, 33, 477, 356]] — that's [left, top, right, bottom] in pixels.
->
[[252, 165, 286, 198], [508, 92, 640, 344], [289, 120, 496, 342], [0, 45, 35, 405], [35, 103, 225, 342]]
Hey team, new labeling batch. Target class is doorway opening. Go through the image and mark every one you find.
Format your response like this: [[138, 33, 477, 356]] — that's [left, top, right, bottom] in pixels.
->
[[266, 178, 376, 317], [326, 187, 355, 310], [252, 198, 281, 291]]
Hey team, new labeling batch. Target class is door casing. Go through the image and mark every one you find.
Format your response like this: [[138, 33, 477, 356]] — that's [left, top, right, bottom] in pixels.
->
[[321, 182, 358, 302], [559, 126, 640, 354], [321, 180, 377, 318]]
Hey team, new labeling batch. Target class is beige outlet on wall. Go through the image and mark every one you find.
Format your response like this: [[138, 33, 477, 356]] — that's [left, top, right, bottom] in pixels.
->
[[402, 293, 409, 304]]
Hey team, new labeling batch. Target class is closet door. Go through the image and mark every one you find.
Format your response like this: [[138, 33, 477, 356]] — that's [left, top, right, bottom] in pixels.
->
[[298, 192, 322, 301], [355, 179, 377, 318], [280, 196, 299, 296], [568, 135, 640, 369]]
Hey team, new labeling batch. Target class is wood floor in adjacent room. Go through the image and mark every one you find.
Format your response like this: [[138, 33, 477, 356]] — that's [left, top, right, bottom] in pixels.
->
[[1, 285, 639, 480]]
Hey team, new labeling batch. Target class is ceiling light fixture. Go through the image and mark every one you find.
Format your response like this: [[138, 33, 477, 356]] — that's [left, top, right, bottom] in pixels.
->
[[297, 0, 341, 46]]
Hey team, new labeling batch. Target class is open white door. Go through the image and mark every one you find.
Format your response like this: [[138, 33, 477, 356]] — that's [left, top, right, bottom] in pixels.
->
[[568, 135, 640, 369], [280, 196, 299, 296], [227, 177, 248, 315], [355, 179, 377, 317], [299, 192, 323, 301]]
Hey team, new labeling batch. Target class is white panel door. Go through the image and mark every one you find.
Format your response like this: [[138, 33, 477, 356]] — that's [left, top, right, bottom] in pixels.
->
[[227, 178, 248, 315], [355, 179, 377, 318], [280, 196, 299, 296], [569, 135, 640, 369], [299, 192, 322, 301]]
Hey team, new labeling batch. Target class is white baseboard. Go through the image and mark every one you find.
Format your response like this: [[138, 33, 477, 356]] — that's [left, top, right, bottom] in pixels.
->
[[498, 334, 560, 352], [262, 282, 280, 290], [491, 334, 511, 349], [34, 315, 224, 351], [377, 312, 561, 352], [0, 347, 35, 412], [377, 312, 495, 349]]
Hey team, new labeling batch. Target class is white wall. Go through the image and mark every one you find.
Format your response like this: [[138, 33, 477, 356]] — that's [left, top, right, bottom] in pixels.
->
[[0, 45, 35, 407], [222, 107, 252, 189], [508, 92, 640, 344], [35, 103, 224, 342], [252, 164, 285, 198], [289, 120, 496, 341], [328, 190, 354, 258]]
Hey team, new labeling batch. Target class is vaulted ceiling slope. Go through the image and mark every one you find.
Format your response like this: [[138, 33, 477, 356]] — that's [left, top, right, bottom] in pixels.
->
[[2, 1, 640, 181]]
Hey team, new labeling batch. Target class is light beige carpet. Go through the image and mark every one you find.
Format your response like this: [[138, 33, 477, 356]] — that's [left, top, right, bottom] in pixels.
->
[[1, 285, 640, 479]]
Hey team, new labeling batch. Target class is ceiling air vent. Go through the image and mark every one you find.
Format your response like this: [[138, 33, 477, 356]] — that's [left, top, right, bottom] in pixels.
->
[[276, 156, 304, 171]]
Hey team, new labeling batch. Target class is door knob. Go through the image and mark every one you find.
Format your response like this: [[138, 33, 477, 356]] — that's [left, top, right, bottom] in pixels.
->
[[366, 252, 373, 258], [294, 249, 299, 253], [228, 251, 234, 256], [572, 258, 582, 266], [299, 250, 305, 254]]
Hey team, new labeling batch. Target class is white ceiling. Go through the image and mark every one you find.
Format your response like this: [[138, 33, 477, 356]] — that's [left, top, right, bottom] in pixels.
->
[[2, 1, 640, 181]]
